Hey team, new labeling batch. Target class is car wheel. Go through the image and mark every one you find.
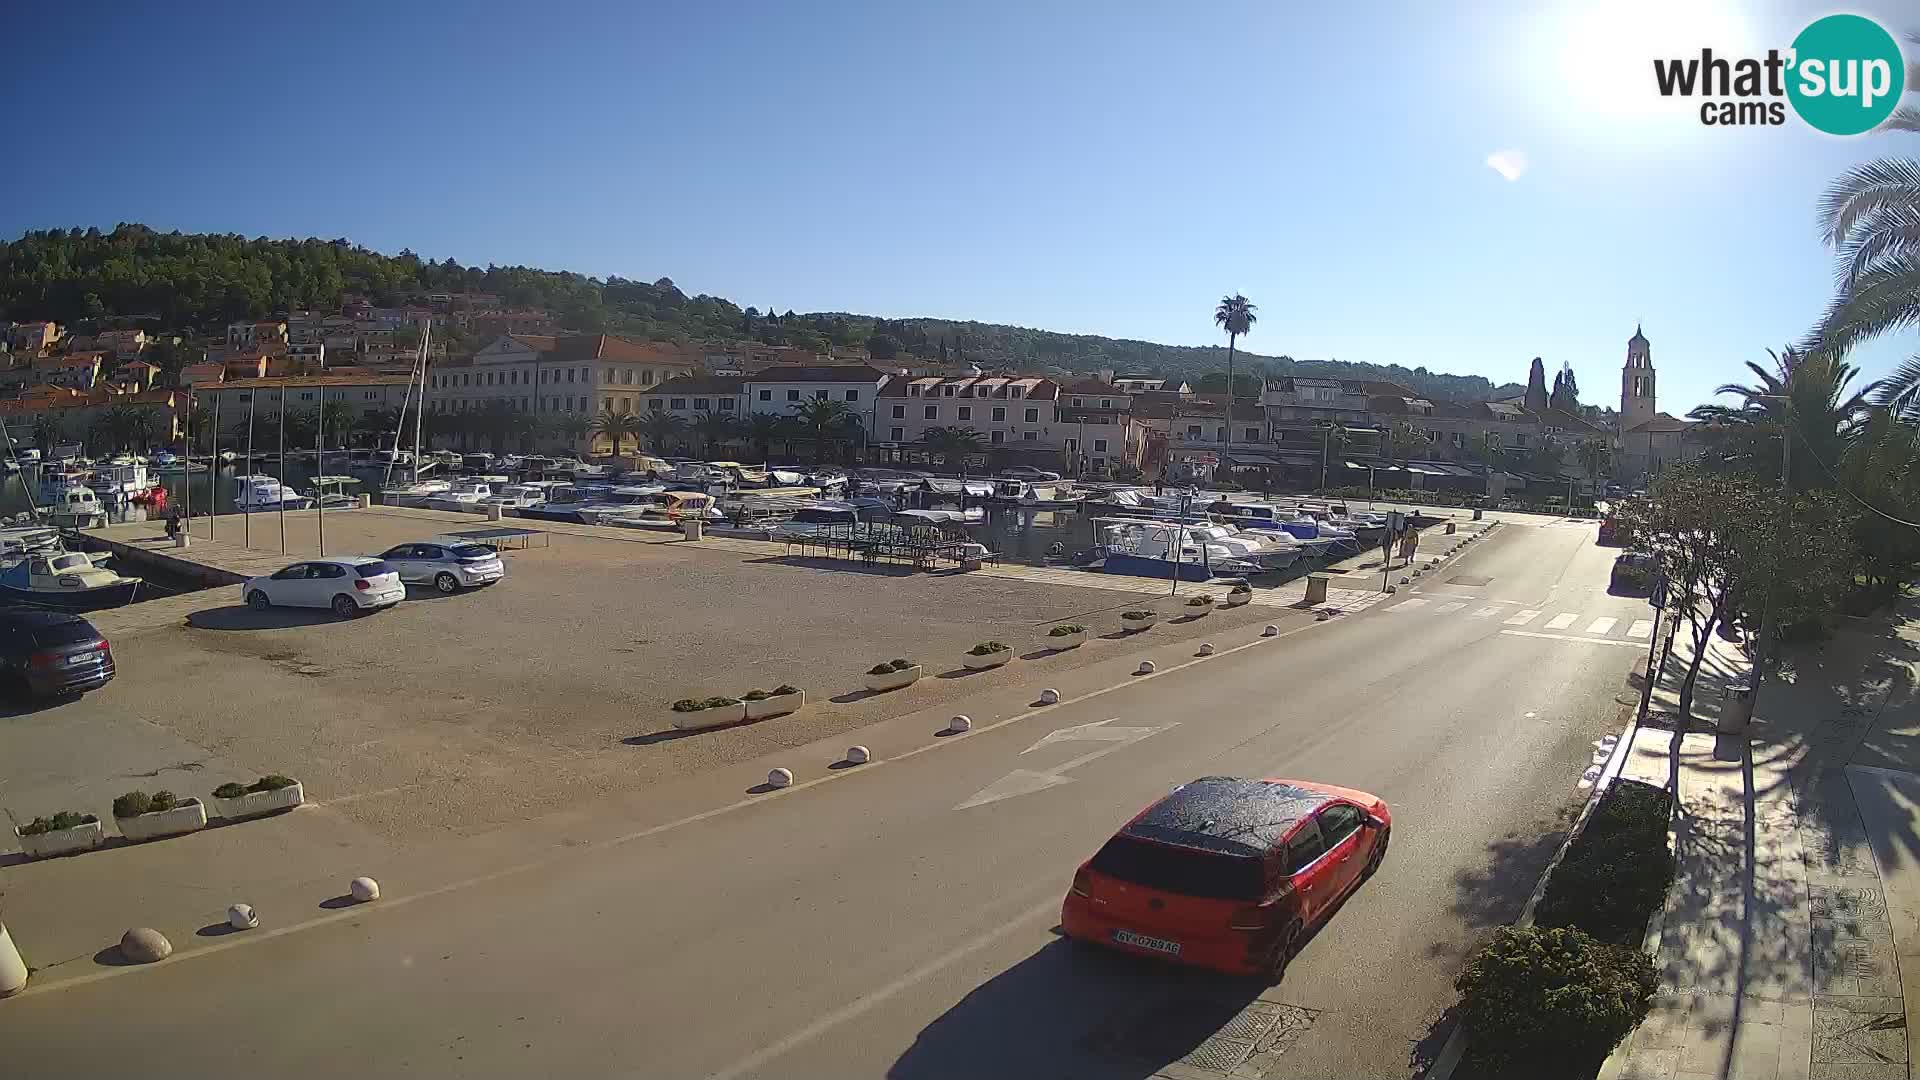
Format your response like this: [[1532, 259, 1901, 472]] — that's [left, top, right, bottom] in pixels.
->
[[1266, 919, 1304, 983], [331, 594, 359, 619], [246, 589, 271, 612], [1365, 827, 1391, 879], [433, 572, 460, 594]]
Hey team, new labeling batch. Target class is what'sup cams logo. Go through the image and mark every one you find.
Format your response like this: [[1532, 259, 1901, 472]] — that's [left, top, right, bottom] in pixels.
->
[[1652, 13, 1906, 134]]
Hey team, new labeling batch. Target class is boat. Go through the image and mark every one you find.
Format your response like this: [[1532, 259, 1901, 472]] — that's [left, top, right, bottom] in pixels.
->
[[233, 474, 314, 511], [425, 479, 495, 511], [515, 484, 604, 522], [1214, 503, 1340, 557], [461, 453, 496, 472], [481, 484, 551, 510], [708, 461, 769, 487], [988, 480, 1083, 509], [777, 503, 864, 538], [36, 466, 93, 505], [148, 449, 178, 468], [0, 551, 140, 610], [575, 485, 670, 524], [309, 476, 364, 510], [89, 456, 152, 499], [1183, 523, 1301, 572], [0, 526, 63, 564], [1093, 519, 1262, 581], [44, 484, 108, 529], [379, 478, 453, 505]]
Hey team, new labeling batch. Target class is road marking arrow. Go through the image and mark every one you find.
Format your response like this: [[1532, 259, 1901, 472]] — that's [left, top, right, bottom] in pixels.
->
[[956, 718, 1177, 810]]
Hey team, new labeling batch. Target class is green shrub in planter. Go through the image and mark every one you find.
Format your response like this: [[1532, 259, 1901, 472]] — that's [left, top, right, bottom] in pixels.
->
[[1049, 624, 1087, 636], [701, 696, 740, 709], [968, 641, 1010, 656], [1229, 582, 1253, 594], [148, 791, 185, 814], [1456, 925, 1656, 1073], [19, 811, 97, 835], [1187, 595, 1214, 607], [1121, 610, 1156, 619], [772, 684, 800, 696], [112, 791, 153, 819], [867, 664, 894, 676], [1536, 780, 1675, 946], [250, 774, 297, 792], [889, 658, 915, 671], [671, 699, 703, 712], [744, 689, 771, 701], [213, 783, 247, 800]]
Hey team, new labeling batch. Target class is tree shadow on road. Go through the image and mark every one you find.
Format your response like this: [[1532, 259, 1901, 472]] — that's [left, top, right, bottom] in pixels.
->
[[887, 937, 1265, 1080], [1429, 804, 1581, 964]]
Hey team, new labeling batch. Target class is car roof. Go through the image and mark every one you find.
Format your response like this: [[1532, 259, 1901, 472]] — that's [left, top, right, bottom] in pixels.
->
[[1123, 777, 1334, 857], [0, 607, 90, 628]]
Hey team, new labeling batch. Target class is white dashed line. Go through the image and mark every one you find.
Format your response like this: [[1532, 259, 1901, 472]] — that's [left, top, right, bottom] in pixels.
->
[[1584, 617, 1618, 636], [1627, 619, 1653, 639], [1503, 610, 1542, 626], [1389, 598, 1430, 611], [1436, 601, 1468, 614], [1470, 606, 1501, 619], [1546, 613, 1578, 630]]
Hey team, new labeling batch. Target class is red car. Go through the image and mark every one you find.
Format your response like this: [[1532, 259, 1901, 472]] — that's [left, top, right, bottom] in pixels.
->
[[1061, 776, 1391, 980]]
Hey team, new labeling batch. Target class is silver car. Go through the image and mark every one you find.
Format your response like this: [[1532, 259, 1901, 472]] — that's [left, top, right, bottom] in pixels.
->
[[376, 540, 505, 594]]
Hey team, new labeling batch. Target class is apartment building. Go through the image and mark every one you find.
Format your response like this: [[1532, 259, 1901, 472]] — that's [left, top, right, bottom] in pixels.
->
[[95, 328, 148, 358], [428, 334, 696, 421], [873, 374, 1066, 468], [225, 320, 288, 350], [193, 374, 416, 427], [7, 321, 58, 358]]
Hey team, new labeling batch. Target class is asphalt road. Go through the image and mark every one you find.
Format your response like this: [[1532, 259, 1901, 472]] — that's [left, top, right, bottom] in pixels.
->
[[0, 518, 1651, 1079]]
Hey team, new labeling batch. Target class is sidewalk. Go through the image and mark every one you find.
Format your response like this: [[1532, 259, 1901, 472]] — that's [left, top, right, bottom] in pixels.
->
[[1602, 604, 1920, 1080]]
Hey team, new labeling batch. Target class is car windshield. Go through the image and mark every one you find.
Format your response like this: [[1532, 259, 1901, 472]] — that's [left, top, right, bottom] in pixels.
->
[[1089, 837, 1265, 901], [355, 561, 395, 578]]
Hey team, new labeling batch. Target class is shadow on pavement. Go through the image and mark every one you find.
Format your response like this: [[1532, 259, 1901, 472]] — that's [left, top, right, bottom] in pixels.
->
[[317, 894, 357, 910], [748, 555, 919, 577], [91, 945, 140, 968], [186, 605, 339, 631], [196, 921, 244, 938], [1433, 805, 1580, 963], [887, 937, 1264, 1080]]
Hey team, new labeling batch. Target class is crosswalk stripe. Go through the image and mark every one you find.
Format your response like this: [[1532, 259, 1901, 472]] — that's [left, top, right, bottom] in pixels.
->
[[1504, 610, 1542, 626], [1470, 606, 1501, 619], [1389, 598, 1430, 611], [1436, 601, 1467, 614], [1627, 619, 1653, 639], [1546, 613, 1578, 630], [1585, 617, 1618, 636]]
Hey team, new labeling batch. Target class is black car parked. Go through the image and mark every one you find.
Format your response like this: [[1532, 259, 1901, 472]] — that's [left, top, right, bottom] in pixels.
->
[[0, 609, 114, 698]]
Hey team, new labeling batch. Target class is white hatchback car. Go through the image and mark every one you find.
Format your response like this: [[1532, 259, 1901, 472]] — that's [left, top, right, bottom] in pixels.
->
[[242, 557, 406, 619]]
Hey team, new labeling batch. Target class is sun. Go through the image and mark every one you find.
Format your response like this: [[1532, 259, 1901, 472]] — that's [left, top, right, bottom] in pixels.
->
[[1559, 0, 1759, 120]]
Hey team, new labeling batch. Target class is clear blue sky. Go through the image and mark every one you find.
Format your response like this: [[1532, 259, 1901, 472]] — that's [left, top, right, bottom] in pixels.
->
[[1, 0, 1912, 414]]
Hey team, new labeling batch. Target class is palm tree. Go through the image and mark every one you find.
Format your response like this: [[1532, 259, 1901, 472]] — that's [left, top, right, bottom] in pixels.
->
[[1314, 420, 1348, 490], [790, 398, 855, 463], [638, 411, 686, 455], [123, 407, 159, 452], [318, 400, 356, 449], [30, 414, 63, 455], [1814, 39, 1920, 410], [548, 415, 591, 455], [472, 399, 521, 456], [918, 426, 985, 478], [1688, 346, 1874, 490], [743, 412, 782, 463], [590, 410, 641, 457], [1213, 294, 1258, 410], [773, 415, 806, 460], [691, 411, 740, 458]]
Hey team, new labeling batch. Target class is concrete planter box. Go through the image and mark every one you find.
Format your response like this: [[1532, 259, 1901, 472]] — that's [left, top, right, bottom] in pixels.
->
[[1121, 613, 1158, 631], [15, 818, 104, 859], [963, 649, 1013, 671], [1182, 604, 1213, 619], [213, 781, 304, 821], [744, 691, 804, 722], [1046, 630, 1088, 651], [864, 666, 922, 692], [671, 703, 746, 730], [1222, 591, 1252, 609], [116, 801, 208, 843]]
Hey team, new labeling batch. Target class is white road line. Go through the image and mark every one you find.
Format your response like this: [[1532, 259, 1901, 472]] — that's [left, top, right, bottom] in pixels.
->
[[1503, 610, 1542, 626], [1436, 601, 1467, 614], [1585, 616, 1618, 636], [1470, 606, 1501, 619], [1388, 598, 1430, 612], [1500, 629, 1645, 648], [1546, 613, 1578, 630], [1627, 619, 1654, 639]]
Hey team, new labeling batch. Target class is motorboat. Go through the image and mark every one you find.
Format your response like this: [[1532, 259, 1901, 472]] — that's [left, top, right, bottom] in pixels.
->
[[709, 461, 768, 487], [777, 502, 864, 538], [0, 526, 63, 564], [571, 461, 612, 480], [1183, 524, 1300, 572], [989, 480, 1081, 508], [425, 479, 494, 511], [148, 449, 178, 469], [308, 476, 364, 510], [461, 453, 496, 472], [233, 474, 313, 512], [89, 456, 152, 499], [575, 485, 670, 524], [44, 483, 108, 529], [0, 551, 139, 610], [515, 483, 607, 522], [482, 484, 550, 510], [1094, 519, 1261, 581], [1215, 503, 1339, 557], [379, 478, 453, 505], [37, 467, 93, 505]]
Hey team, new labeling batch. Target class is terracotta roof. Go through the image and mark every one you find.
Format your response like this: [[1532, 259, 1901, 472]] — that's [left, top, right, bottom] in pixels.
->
[[744, 365, 888, 383], [193, 374, 414, 389], [1130, 399, 1178, 419], [1060, 378, 1122, 395], [551, 334, 695, 365], [645, 374, 745, 395], [504, 334, 559, 352], [1622, 413, 1692, 434]]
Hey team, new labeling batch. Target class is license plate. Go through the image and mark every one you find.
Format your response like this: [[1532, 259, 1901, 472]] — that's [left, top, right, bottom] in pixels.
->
[[1113, 930, 1181, 956], [63, 654, 92, 667]]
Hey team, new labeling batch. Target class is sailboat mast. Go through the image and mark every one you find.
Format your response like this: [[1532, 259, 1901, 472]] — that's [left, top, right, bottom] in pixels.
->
[[413, 321, 429, 483]]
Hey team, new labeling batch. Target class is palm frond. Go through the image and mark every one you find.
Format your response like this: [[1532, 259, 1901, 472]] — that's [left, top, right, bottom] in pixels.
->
[[1817, 158, 1920, 249], [1837, 203, 1920, 285], [1871, 354, 1920, 417], [1882, 105, 1920, 135], [1816, 251, 1920, 353]]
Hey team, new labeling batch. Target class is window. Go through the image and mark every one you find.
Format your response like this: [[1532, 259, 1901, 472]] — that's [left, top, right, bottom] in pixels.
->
[[648, 398, 664, 411], [1244, 427, 1261, 442], [957, 406, 971, 421], [694, 397, 710, 410], [780, 389, 796, 402], [1093, 438, 1108, 452], [670, 398, 687, 410], [889, 427, 904, 442], [642, 370, 654, 385], [621, 369, 632, 384], [509, 371, 517, 385], [759, 389, 772, 401], [1009, 386, 1023, 398], [602, 396, 613, 412], [521, 398, 529, 410], [620, 397, 632, 412], [1100, 398, 1112, 409], [1451, 431, 1466, 448], [603, 370, 613, 384], [991, 431, 1004, 444], [1065, 438, 1078, 452], [1024, 408, 1038, 423], [1216, 426, 1227, 443], [431, 375, 439, 388], [1318, 805, 1364, 846], [814, 389, 827, 400], [1022, 431, 1036, 442], [719, 399, 734, 412], [1185, 424, 1201, 438], [566, 369, 575, 383], [844, 389, 858, 402], [991, 407, 1006, 422], [908, 385, 921, 397], [1072, 397, 1082, 407], [301, 392, 314, 401], [539, 370, 547, 384], [1088, 837, 1263, 902], [924, 405, 938, 420], [943, 385, 956, 397], [891, 405, 905, 419], [1284, 819, 1329, 874]]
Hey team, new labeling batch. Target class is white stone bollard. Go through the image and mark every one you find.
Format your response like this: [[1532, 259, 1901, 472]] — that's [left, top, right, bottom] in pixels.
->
[[1413, 567, 1424, 577], [845, 745, 870, 764], [1316, 610, 1331, 621], [947, 715, 972, 734], [227, 904, 258, 930], [1263, 624, 1279, 636], [349, 876, 381, 903], [766, 767, 793, 788], [1135, 660, 1156, 675], [1196, 643, 1215, 656], [119, 927, 172, 963], [1385, 585, 1397, 594], [0, 922, 26, 997], [1399, 575, 1410, 585], [1038, 688, 1060, 704]]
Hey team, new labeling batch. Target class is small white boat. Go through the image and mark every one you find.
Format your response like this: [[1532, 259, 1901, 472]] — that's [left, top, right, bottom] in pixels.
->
[[44, 484, 109, 529], [37, 467, 92, 505], [309, 475, 364, 510], [89, 456, 152, 498], [481, 484, 549, 510], [380, 479, 453, 505], [0, 550, 139, 610], [0, 525, 62, 563], [425, 479, 494, 511], [233, 474, 313, 511]]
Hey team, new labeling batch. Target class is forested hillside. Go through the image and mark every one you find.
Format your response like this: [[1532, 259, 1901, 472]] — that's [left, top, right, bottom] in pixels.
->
[[0, 225, 1516, 401]]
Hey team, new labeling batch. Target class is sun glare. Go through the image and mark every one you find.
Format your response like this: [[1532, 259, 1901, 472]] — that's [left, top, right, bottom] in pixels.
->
[[1560, 0, 1759, 120]]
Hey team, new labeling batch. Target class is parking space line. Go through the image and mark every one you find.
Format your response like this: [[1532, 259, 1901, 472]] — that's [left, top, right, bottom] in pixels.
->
[[1546, 612, 1578, 630], [1626, 619, 1653, 639], [1503, 610, 1542, 626], [1435, 601, 1467, 614], [1470, 606, 1501, 619], [1584, 616, 1618, 636], [1387, 598, 1430, 612]]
